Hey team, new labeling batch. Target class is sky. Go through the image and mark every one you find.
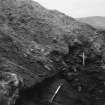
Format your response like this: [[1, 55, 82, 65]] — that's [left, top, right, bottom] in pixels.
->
[[34, 0, 105, 18]]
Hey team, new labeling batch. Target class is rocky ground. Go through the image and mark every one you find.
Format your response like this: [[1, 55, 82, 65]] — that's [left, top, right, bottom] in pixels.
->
[[0, 0, 105, 105]]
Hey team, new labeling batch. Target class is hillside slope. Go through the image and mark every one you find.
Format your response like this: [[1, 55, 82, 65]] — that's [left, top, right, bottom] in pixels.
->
[[0, 0, 105, 105], [0, 0, 99, 87], [77, 16, 105, 30]]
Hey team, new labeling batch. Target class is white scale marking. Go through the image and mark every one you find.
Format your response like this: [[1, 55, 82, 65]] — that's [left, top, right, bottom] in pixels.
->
[[49, 83, 63, 103]]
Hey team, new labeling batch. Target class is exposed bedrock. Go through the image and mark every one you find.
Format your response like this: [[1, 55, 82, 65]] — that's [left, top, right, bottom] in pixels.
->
[[0, 71, 23, 105]]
